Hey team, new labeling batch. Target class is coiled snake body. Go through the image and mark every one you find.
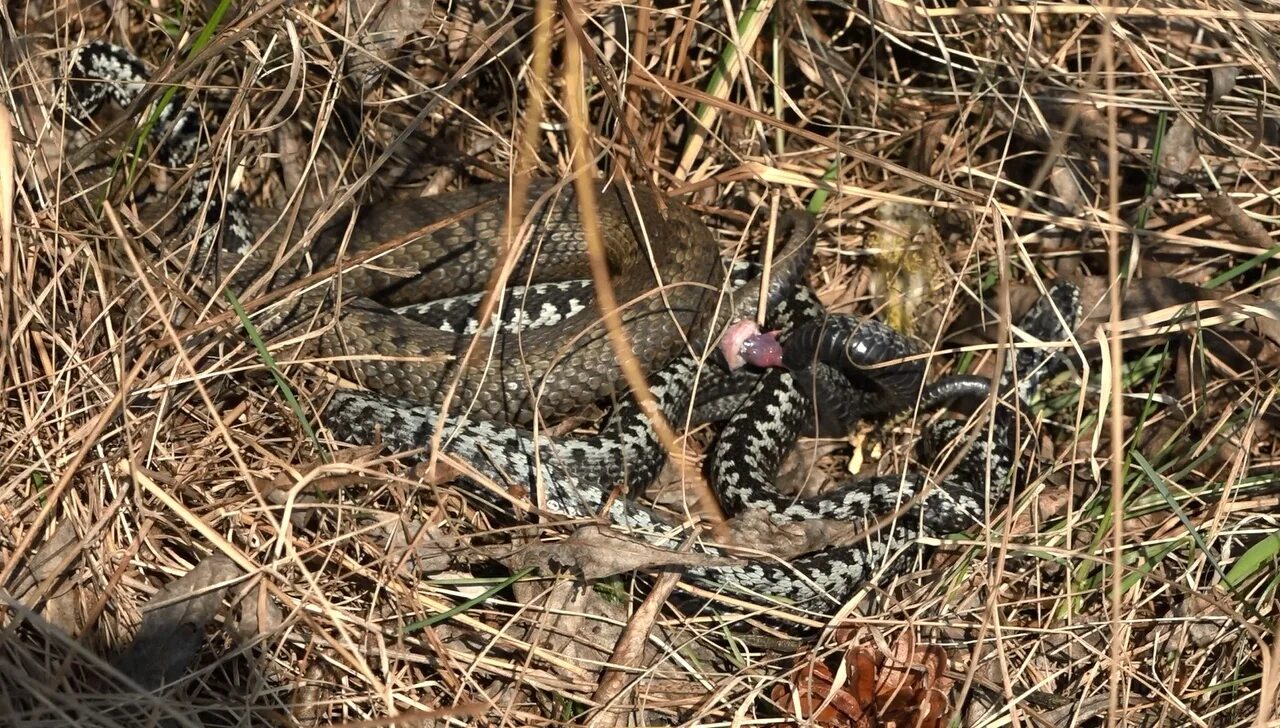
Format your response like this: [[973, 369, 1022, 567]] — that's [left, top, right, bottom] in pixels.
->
[[63, 41, 1080, 610]]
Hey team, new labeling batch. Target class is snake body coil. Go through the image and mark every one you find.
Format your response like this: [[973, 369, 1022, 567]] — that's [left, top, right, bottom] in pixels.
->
[[63, 42, 745, 424], [303, 180, 732, 424], [64, 41, 1081, 611]]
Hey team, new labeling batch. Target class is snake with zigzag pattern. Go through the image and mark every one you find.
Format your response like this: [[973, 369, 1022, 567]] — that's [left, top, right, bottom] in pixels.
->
[[59, 40, 1080, 611]]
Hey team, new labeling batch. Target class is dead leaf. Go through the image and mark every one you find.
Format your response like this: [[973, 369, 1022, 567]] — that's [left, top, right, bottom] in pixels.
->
[[778, 440, 845, 497], [867, 203, 942, 337], [1205, 66, 1240, 112], [724, 508, 862, 560], [292, 662, 330, 726], [381, 514, 459, 574], [346, 0, 431, 89], [770, 631, 956, 727], [1156, 116, 1197, 181], [110, 554, 243, 690], [1048, 162, 1087, 212], [9, 519, 82, 631], [509, 569, 634, 684], [502, 526, 729, 583], [871, 0, 929, 33], [227, 583, 285, 645]]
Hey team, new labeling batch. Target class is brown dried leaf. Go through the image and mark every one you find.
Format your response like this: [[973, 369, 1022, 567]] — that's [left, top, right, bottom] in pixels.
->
[[866, 632, 954, 727], [1206, 66, 1240, 111], [9, 519, 81, 631], [380, 514, 460, 575], [1156, 116, 1197, 181], [346, 0, 431, 88], [509, 569, 633, 682], [771, 632, 956, 727], [725, 508, 862, 560], [110, 554, 243, 690], [503, 525, 728, 582], [871, 0, 928, 33], [227, 584, 285, 644], [1048, 163, 1087, 211], [771, 660, 863, 726]]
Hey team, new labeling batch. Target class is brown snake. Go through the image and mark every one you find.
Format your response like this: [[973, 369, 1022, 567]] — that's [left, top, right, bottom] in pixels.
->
[[61, 43, 767, 428], [192, 176, 747, 424], [294, 179, 730, 424]]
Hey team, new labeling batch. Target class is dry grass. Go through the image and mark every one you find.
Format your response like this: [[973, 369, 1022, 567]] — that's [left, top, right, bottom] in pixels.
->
[[2, 0, 1280, 725]]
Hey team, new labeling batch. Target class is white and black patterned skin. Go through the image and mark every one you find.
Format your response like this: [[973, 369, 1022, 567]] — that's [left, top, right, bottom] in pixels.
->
[[65, 42, 256, 269], [326, 283, 1080, 608], [695, 285, 1081, 604], [64, 42, 1081, 610], [394, 280, 594, 335], [64, 42, 199, 167]]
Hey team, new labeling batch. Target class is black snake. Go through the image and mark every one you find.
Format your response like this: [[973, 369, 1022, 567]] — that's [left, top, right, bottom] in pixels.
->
[[60, 41, 1081, 611]]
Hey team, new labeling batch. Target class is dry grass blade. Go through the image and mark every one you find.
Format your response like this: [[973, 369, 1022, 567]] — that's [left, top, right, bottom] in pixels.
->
[[0, 102, 14, 386]]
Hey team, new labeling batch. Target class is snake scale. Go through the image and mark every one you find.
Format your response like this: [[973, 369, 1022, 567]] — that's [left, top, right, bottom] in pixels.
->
[[61, 41, 1081, 611]]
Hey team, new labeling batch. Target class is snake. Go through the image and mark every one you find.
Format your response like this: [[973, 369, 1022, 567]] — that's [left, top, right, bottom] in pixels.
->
[[61, 41, 1082, 611], [59, 43, 788, 424]]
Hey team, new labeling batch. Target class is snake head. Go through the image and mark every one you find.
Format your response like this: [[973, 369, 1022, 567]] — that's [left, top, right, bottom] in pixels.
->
[[721, 320, 784, 370]]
